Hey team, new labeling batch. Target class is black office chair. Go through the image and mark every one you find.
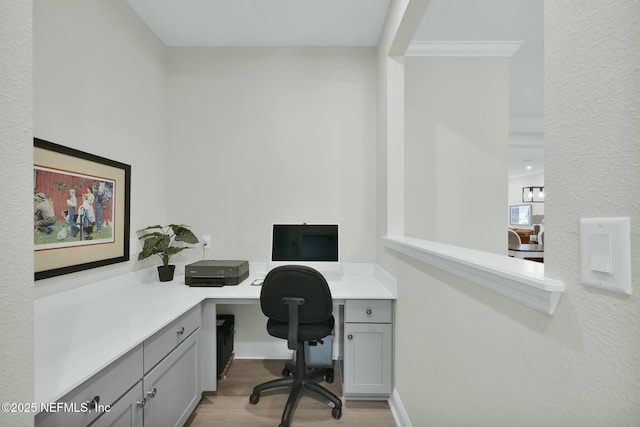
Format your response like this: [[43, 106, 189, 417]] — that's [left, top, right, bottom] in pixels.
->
[[249, 265, 343, 427]]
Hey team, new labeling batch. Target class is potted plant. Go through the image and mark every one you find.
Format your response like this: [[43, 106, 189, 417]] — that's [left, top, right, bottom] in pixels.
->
[[138, 224, 199, 282]]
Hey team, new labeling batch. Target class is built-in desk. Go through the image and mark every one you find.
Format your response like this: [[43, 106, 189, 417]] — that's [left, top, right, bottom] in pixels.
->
[[34, 263, 396, 426]]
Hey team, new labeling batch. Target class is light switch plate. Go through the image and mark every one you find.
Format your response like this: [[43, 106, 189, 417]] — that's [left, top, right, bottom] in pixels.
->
[[580, 217, 632, 295]]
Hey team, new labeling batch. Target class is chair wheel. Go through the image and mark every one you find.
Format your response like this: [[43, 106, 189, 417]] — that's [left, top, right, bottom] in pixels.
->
[[249, 393, 260, 404], [332, 406, 342, 420], [281, 367, 291, 377], [325, 371, 334, 384]]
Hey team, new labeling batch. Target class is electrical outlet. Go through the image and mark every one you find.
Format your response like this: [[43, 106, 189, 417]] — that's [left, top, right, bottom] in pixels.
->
[[202, 235, 211, 250]]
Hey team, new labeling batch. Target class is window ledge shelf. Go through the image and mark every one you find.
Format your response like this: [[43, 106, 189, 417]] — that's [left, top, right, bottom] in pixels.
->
[[383, 236, 564, 315]]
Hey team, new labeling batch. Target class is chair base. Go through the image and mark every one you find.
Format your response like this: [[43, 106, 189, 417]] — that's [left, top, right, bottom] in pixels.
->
[[280, 361, 335, 383], [249, 346, 342, 427]]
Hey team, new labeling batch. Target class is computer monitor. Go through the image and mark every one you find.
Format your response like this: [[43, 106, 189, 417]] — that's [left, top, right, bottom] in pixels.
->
[[271, 224, 338, 262], [509, 204, 533, 226]]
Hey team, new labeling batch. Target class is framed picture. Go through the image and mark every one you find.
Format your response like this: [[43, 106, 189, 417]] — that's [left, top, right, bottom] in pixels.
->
[[34, 138, 131, 280]]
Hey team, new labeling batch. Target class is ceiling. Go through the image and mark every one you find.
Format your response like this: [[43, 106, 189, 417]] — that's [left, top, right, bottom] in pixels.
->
[[127, 0, 543, 178], [126, 0, 391, 47]]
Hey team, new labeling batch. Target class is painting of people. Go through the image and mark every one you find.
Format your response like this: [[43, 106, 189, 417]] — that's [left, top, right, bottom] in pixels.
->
[[34, 138, 130, 280], [34, 166, 116, 249]]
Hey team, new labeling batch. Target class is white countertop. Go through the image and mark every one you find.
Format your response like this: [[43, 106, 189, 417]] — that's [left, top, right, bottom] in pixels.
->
[[34, 263, 396, 405]]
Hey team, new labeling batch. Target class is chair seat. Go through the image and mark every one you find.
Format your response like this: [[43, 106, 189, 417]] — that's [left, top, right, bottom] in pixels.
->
[[267, 316, 334, 342]]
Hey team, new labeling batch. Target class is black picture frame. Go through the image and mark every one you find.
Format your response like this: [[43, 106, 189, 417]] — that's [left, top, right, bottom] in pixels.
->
[[34, 138, 131, 280]]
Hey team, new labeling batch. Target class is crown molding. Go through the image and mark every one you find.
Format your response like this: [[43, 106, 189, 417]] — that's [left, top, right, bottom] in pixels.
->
[[406, 40, 524, 57]]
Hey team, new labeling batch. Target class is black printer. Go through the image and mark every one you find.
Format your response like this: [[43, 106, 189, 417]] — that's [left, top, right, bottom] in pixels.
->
[[185, 260, 249, 287]]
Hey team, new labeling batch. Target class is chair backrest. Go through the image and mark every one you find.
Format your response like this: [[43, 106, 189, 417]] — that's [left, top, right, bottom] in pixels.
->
[[538, 229, 545, 245], [260, 265, 333, 324], [508, 229, 522, 246]]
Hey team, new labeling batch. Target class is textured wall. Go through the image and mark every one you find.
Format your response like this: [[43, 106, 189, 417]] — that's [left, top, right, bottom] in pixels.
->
[[384, 0, 640, 425], [0, 1, 34, 426], [545, 0, 640, 422]]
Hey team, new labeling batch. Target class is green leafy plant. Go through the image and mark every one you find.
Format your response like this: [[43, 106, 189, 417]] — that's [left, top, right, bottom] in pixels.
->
[[138, 224, 199, 267]]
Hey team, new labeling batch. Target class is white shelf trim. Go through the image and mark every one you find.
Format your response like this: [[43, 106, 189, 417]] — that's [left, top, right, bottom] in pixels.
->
[[406, 40, 524, 57], [383, 236, 564, 315]]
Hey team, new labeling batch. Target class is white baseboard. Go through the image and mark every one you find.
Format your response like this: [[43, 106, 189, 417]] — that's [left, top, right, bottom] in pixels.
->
[[388, 388, 412, 427], [233, 341, 294, 359], [233, 340, 339, 360]]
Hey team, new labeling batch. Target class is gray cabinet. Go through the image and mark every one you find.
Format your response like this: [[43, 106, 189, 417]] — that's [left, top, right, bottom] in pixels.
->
[[340, 300, 393, 400], [89, 382, 143, 427], [36, 305, 202, 427], [144, 306, 201, 374], [88, 330, 201, 427], [143, 330, 201, 427], [35, 345, 143, 427]]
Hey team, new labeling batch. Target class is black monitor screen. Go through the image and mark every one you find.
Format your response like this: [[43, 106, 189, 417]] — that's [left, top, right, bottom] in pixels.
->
[[272, 224, 338, 262]]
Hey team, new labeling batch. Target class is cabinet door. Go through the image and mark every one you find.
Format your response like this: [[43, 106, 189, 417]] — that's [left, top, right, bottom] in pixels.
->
[[143, 329, 201, 427], [89, 382, 143, 427], [343, 323, 392, 397]]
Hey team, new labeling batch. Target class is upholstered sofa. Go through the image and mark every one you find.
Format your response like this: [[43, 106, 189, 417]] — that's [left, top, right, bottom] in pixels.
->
[[510, 228, 533, 244]]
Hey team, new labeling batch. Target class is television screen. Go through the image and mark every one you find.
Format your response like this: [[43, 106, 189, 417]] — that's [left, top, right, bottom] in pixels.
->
[[272, 224, 338, 262], [509, 204, 533, 226]]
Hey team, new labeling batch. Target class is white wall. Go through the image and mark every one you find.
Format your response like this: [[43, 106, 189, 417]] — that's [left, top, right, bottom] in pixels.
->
[[404, 56, 508, 254], [165, 47, 377, 349], [545, 1, 640, 422], [381, 1, 640, 425], [33, 2, 377, 352], [28, 1, 640, 424], [0, 1, 33, 426], [34, 0, 168, 297], [165, 47, 377, 263]]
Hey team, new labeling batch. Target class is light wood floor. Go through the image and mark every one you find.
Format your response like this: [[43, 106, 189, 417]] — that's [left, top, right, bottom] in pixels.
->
[[185, 359, 397, 427]]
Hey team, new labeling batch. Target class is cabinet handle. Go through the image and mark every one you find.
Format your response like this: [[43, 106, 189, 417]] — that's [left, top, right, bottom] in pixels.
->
[[177, 326, 185, 335], [347, 334, 353, 340], [85, 395, 100, 410], [136, 398, 146, 408], [147, 387, 157, 398], [366, 308, 372, 316]]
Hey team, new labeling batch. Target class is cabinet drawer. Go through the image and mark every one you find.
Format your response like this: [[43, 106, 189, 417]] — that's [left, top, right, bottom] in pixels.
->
[[144, 305, 201, 373], [35, 344, 143, 427], [345, 300, 391, 323], [89, 381, 143, 427]]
